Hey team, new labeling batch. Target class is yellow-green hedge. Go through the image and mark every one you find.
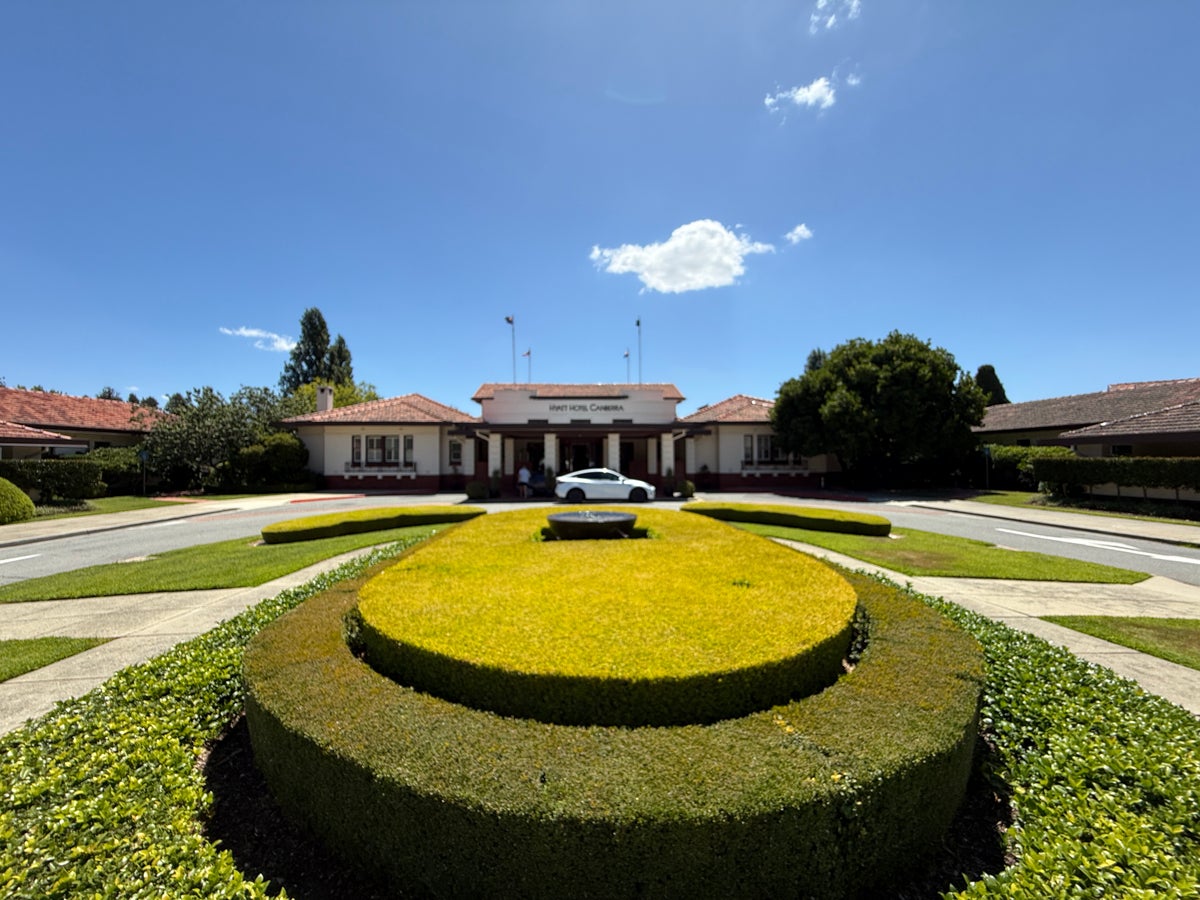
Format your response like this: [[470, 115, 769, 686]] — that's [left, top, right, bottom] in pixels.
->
[[245, 548, 983, 897], [684, 501, 891, 536], [260, 505, 485, 543], [356, 508, 856, 726]]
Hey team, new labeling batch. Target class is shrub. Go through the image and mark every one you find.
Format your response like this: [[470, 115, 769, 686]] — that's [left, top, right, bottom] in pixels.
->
[[984, 444, 1074, 491], [260, 505, 485, 544], [684, 501, 891, 536], [1, 534, 1197, 896], [0, 476, 35, 524], [1033, 455, 1200, 498], [356, 509, 857, 726], [465, 479, 489, 500], [247, 564, 983, 898], [224, 432, 312, 491], [0, 458, 105, 502], [83, 446, 146, 496]]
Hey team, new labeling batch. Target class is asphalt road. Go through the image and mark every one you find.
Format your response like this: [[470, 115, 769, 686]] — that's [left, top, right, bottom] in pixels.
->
[[2, 492, 1200, 588]]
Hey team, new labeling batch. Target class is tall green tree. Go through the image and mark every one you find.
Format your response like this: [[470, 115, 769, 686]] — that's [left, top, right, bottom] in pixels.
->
[[278, 307, 355, 394], [144, 386, 284, 489], [975, 364, 1010, 405], [772, 331, 986, 486]]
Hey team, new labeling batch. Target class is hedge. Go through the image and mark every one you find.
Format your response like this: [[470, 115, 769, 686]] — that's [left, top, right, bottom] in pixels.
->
[[1032, 455, 1200, 496], [245, 558, 983, 898], [0, 476, 35, 525], [985, 444, 1075, 491], [0, 458, 105, 502], [684, 500, 892, 536], [356, 508, 857, 726], [260, 505, 485, 543], [2, 533, 1197, 896]]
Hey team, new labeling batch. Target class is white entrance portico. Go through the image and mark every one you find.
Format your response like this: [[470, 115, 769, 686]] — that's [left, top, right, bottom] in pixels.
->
[[467, 383, 686, 490]]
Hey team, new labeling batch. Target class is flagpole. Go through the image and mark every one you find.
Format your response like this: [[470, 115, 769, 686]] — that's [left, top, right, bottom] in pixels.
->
[[505, 316, 516, 383], [525, 349, 532, 382], [625, 349, 630, 382], [636, 318, 642, 384]]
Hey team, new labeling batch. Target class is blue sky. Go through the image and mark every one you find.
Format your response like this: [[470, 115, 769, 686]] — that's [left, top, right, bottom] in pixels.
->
[[2, 2, 1197, 415]]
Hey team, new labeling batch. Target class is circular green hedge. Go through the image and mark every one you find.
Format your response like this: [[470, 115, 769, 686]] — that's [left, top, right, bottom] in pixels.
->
[[356, 508, 857, 726], [0, 476, 35, 525], [245, 525, 984, 898]]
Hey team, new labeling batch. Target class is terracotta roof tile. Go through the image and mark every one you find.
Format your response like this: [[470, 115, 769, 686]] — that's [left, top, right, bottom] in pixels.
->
[[1060, 401, 1200, 440], [0, 388, 164, 435], [282, 393, 479, 426], [0, 420, 82, 445], [680, 394, 774, 424], [976, 378, 1200, 434], [472, 383, 685, 402]]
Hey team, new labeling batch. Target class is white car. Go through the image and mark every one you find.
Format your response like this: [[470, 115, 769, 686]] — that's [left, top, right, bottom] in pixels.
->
[[554, 468, 656, 503]]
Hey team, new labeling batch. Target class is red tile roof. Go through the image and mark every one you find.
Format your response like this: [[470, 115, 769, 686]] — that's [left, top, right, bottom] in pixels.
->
[[0, 388, 164, 435], [472, 383, 685, 402], [282, 393, 478, 425], [680, 394, 774, 424], [976, 378, 1200, 435], [1060, 401, 1200, 441], [0, 420, 82, 445]]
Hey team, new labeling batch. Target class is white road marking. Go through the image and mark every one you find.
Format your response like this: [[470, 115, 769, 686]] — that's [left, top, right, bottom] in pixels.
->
[[0, 554, 41, 566], [997, 528, 1200, 566]]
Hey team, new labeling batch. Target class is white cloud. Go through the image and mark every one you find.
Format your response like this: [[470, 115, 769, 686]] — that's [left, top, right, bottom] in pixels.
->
[[764, 76, 836, 112], [846, 72, 862, 87], [590, 220, 774, 294], [220, 326, 296, 352], [785, 224, 814, 244], [810, 0, 861, 34]]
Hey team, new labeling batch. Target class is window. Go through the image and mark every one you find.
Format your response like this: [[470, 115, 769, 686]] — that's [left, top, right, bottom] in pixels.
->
[[757, 434, 773, 463], [385, 435, 400, 463], [403, 434, 414, 466], [743, 435, 754, 464], [351, 435, 362, 465], [366, 435, 385, 464], [449, 440, 463, 465]]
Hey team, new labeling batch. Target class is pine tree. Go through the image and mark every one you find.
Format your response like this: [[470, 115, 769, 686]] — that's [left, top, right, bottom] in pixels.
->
[[975, 364, 1010, 405]]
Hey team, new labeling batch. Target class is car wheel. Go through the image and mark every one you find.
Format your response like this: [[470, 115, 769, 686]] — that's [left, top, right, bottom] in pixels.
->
[[566, 488, 585, 502], [629, 487, 647, 502]]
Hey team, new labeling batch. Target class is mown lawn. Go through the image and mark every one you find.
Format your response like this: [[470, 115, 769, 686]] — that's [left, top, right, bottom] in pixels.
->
[[0, 525, 441, 602], [0, 637, 110, 682], [1043, 616, 1200, 672], [736, 522, 1148, 583]]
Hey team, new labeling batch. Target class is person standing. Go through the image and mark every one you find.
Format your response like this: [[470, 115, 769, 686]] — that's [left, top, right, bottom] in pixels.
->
[[517, 463, 531, 499]]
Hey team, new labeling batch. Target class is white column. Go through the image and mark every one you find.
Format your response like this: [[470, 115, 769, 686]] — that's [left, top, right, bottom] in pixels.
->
[[661, 433, 674, 479], [503, 438, 515, 476], [543, 433, 558, 474], [607, 433, 621, 471], [648, 437, 659, 475], [685, 436, 697, 475], [487, 433, 503, 480]]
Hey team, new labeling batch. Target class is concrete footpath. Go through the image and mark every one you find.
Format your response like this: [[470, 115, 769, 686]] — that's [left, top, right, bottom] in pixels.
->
[[1, 495, 1199, 737]]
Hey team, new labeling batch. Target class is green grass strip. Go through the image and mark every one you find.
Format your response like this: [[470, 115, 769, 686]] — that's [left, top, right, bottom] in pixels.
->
[[1043, 616, 1200, 672], [0, 525, 442, 602], [0, 637, 110, 682], [736, 523, 1148, 583]]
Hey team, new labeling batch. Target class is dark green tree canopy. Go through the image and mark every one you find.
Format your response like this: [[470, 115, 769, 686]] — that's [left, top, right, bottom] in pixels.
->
[[975, 364, 1010, 405], [772, 332, 986, 485], [278, 307, 355, 394]]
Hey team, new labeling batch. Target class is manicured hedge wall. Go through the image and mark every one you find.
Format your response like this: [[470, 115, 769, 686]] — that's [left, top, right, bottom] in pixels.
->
[[260, 505, 485, 543], [0, 458, 105, 502], [245, 569, 983, 898], [1032, 456, 1200, 496], [684, 501, 891, 536]]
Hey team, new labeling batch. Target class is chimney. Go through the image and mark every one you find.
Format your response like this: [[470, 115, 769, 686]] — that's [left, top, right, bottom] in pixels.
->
[[316, 384, 335, 413]]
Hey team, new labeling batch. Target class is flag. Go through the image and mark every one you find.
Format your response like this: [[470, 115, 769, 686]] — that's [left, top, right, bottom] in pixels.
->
[[623, 349, 629, 358], [505, 315, 514, 324], [522, 348, 531, 357], [635, 318, 640, 327]]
